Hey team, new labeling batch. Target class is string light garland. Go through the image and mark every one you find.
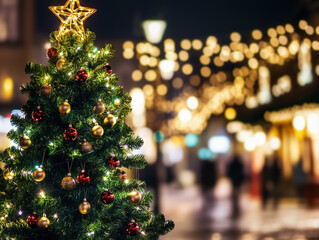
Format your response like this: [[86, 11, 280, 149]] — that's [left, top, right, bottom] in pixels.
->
[[49, 0, 96, 38], [124, 20, 319, 135]]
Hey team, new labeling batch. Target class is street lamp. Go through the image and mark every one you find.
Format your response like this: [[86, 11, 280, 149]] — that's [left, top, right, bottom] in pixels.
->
[[142, 20, 167, 44], [141, 19, 168, 214]]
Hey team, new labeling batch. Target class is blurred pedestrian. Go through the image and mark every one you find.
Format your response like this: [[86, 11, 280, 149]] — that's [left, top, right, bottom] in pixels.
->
[[261, 155, 281, 210], [293, 160, 307, 204], [200, 160, 217, 211], [227, 155, 245, 218]]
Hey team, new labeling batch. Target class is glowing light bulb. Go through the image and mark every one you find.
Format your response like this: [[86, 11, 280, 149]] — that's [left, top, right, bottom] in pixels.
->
[[244, 137, 256, 152], [254, 131, 267, 146], [178, 109, 192, 123], [270, 137, 281, 150], [39, 191, 45, 198], [114, 99, 121, 105], [187, 96, 199, 110], [293, 116, 306, 131]]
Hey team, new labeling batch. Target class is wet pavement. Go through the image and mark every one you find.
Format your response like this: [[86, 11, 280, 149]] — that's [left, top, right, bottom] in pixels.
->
[[161, 186, 319, 240]]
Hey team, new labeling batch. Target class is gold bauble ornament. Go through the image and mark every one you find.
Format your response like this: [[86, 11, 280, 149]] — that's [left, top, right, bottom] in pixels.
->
[[61, 173, 76, 190], [33, 165, 46, 182], [59, 100, 71, 114], [3, 169, 15, 181], [36, 214, 50, 229], [81, 140, 93, 153], [92, 125, 104, 138], [56, 58, 66, 70], [93, 100, 106, 115], [40, 84, 52, 96], [79, 199, 91, 214], [128, 190, 142, 205], [19, 135, 31, 149], [103, 114, 117, 127]]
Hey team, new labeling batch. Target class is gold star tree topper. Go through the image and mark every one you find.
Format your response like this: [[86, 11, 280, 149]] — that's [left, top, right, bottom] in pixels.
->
[[49, 0, 96, 38]]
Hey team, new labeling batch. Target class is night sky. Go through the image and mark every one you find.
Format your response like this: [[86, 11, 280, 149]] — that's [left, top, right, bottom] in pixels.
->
[[35, 0, 304, 40]]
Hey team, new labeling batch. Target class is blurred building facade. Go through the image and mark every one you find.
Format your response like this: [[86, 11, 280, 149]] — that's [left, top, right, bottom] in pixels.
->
[[0, 0, 34, 114]]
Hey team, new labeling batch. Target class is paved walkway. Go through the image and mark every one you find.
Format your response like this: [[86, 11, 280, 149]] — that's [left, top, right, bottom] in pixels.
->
[[161, 186, 319, 240]]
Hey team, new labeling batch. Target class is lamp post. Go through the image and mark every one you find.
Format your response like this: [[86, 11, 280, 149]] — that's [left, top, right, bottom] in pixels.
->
[[142, 20, 167, 44], [142, 20, 168, 213]]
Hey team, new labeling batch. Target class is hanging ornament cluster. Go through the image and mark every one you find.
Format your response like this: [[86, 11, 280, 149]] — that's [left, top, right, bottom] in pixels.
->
[[126, 222, 140, 236], [93, 100, 105, 115], [101, 190, 114, 205], [77, 170, 90, 186], [79, 199, 91, 214], [64, 125, 78, 141], [128, 190, 142, 205], [19, 135, 31, 149], [62, 173, 76, 190], [104, 114, 117, 127], [76, 68, 88, 82], [3, 168, 15, 181], [82, 140, 93, 153], [59, 100, 71, 114], [108, 157, 120, 169], [33, 165, 46, 182], [104, 63, 113, 74], [37, 214, 50, 229], [40, 84, 52, 96], [92, 124, 104, 138], [32, 107, 45, 123], [47, 47, 58, 60], [27, 213, 39, 228]]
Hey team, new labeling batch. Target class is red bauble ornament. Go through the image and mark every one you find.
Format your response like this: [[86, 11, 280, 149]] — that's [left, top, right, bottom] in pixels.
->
[[77, 170, 90, 186], [76, 68, 88, 82], [101, 190, 114, 205], [27, 213, 39, 228], [47, 47, 58, 60], [63, 125, 78, 141], [32, 107, 45, 123], [104, 63, 113, 74], [108, 157, 120, 169], [120, 170, 127, 180], [126, 222, 140, 236]]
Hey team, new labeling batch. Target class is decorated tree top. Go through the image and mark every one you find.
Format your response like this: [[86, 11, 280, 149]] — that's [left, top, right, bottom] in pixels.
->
[[49, 0, 96, 38], [0, 1, 174, 239]]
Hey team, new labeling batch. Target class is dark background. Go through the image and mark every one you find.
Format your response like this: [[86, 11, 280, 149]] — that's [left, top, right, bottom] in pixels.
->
[[35, 0, 304, 39]]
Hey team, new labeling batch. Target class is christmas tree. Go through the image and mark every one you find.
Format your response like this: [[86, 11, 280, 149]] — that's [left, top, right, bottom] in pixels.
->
[[0, 1, 174, 239]]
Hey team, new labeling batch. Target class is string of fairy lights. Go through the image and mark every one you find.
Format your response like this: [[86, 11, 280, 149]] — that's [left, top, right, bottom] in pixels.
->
[[123, 19, 319, 136]]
